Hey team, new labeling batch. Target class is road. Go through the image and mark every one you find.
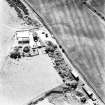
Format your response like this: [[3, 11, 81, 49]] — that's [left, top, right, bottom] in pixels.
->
[[22, 0, 105, 104]]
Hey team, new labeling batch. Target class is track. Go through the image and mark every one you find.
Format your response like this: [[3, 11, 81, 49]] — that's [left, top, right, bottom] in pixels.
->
[[82, 1, 105, 24], [22, 0, 105, 104]]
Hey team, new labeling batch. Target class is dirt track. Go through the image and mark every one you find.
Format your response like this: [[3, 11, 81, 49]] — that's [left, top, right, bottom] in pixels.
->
[[27, 0, 105, 103]]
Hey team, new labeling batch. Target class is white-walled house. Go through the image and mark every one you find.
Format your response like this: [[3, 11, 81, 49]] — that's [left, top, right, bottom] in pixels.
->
[[15, 30, 35, 48]]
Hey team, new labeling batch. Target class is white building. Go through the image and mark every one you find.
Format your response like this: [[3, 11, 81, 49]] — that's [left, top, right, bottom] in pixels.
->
[[15, 30, 35, 48]]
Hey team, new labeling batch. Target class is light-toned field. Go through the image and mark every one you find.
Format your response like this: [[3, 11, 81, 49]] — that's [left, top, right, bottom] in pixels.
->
[[0, 54, 62, 105], [27, 0, 105, 103], [0, 1, 62, 105], [0, 0, 26, 69]]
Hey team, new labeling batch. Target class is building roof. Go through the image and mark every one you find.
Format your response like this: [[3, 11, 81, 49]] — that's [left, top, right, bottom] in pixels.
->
[[15, 30, 32, 38]]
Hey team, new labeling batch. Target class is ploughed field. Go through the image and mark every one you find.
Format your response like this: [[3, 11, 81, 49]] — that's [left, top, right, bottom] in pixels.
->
[[27, 0, 105, 103], [88, 0, 105, 15]]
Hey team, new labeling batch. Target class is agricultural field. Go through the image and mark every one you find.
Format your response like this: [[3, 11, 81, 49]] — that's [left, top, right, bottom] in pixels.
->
[[27, 0, 105, 103], [0, 53, 62, 105], [1, 0, 105, 105], [88, 0, 105, 14], [0, 0, 62, 105]]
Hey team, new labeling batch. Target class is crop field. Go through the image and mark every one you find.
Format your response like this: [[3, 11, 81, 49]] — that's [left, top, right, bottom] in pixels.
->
[[27, 0, 105, 103], [88, 0, 105, 14]]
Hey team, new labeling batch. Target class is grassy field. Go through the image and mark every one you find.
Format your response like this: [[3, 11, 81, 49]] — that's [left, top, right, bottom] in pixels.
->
[[0, 0, 27, 69], [0, 1, 62, 105], [27, 0, 105, 103], [0, 54, 62, 105]]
